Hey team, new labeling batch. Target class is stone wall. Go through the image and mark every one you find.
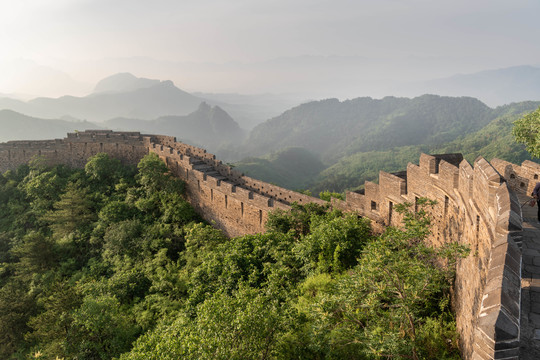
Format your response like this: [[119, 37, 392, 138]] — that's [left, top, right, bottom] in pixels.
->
[[334, 154, 523, 359], [0, 130, 312, 238], [147, 141, 292, 237], [0, 131, 148, 173], [0, 131, 526, 359]]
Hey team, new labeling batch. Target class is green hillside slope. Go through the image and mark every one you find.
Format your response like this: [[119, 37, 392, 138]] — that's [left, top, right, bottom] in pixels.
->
[[236, 100, 540, 194], [234, 147, 325, 190], [244, 95, 493, 163]]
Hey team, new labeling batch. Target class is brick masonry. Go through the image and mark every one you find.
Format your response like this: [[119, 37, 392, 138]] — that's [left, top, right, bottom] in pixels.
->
[[0, 131, 529, 359]]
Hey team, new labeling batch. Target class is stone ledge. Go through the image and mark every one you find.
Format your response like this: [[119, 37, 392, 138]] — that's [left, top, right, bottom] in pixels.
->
[[477, 309, 519, 343], [473, 229, 522, 360]]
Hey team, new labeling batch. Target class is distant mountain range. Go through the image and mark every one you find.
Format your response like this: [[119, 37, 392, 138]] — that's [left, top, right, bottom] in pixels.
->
[[93, 72, 161, 94], [0, 74, 246, 156], [407, 65, 540, 107], [0, 73, 298, 130], [106, 102, 244, 153], [0, 76, 204, 122], [0, 110, 99, 142], [1, 68, 540, 194]]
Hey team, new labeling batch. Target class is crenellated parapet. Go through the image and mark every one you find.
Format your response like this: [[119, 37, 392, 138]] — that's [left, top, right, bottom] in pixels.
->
[[331, 153, 523, 359], [0, 130, 325, 238], [0, 130, 528, 359], [145, 136, 325, 237]]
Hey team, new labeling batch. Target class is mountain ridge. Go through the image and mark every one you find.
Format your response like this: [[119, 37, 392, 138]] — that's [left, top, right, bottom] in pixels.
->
[[235, 98, 540, 193], [411, 65, 540, 107], [93, 72, 161, 94], [0, 109, 100, 142], [243, 94, 493, 163], [0, 77, 205, 122], [105, 102, 245, 153]]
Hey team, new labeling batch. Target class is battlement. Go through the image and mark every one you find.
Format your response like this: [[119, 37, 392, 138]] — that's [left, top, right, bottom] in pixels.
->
[[332, 153, 522, 359], [0, 131, 528, 359]]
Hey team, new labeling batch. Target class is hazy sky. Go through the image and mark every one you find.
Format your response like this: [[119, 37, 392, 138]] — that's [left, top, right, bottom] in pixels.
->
[[1, 0, 539, 97]]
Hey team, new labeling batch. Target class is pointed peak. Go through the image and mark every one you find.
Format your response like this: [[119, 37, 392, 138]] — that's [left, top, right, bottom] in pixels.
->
[[198, 101, 212, 111]]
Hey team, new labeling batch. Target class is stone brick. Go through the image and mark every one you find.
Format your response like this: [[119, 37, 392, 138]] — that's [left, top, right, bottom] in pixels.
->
[[493, 347, 519, 359]]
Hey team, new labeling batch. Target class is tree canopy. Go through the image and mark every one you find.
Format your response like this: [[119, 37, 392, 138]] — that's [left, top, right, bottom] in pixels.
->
[[513, 106, 540, 158], [0, 153, 466, 359]]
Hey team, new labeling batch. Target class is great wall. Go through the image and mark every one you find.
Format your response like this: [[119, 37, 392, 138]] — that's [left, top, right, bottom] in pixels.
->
[[0, 129, 537, 359]]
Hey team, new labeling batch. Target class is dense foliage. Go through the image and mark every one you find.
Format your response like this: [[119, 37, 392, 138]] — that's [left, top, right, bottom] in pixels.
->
[[513, 106, 540, 158], [0, 154, 465, 359]]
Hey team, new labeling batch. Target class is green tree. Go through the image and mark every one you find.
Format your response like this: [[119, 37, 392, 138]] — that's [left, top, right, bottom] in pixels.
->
[[265, 202, 329, 238], [123, 286, 289, 360], [0, 280, 35, 358], [85, 153, 123, 184], [513, 106, 540, 157], [20, 165, 70, 212], [136, 153, 172, 192], [41, 183, 96, 238], [294, 213, 371, 274], [297, 199, 467, 359], [26, 281, 82, 359], [11, 231, 57, 278], [319, 190, 344, 201], [102, 220, 144, 261], [67, 295, 139, 360]]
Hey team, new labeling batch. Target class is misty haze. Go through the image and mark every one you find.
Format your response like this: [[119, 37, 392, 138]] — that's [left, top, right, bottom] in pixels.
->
[[1, 1, 540, 359]]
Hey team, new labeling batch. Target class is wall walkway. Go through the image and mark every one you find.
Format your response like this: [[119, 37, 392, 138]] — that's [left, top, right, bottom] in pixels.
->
[[517, 193, 540, 359]]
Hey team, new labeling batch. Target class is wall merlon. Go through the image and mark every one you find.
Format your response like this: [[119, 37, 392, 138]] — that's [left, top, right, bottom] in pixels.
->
[[363, 181, 381, 219], [379, 170, 407, 199], [418, 153, 462, 175], [473, 158, 503, 220], [420, 153, 437, 174], [343, 191, 365, 212], [235, 186, 254, 201], [180, 155, 192, 166], [495, 184, 522, 234], [220, 181, 236, 194], [459, 160, 475, 202], [438, 160, 460, 189], [190, 169, 205, 182], [205, 174, 222, 187], [251, 192, 274, 208], [475, 157, 503, 184]]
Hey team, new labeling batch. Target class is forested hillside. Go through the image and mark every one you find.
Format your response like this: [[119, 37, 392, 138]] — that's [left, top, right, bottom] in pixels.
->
[[236, 98, 540, 194], [0, 154, 465, 359], [243, 95, 493, 162], [233, 147, 326, 191]]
